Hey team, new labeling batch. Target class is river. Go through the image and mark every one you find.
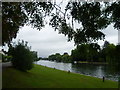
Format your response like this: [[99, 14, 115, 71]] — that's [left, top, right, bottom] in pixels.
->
[[36, 60, 120, 81]]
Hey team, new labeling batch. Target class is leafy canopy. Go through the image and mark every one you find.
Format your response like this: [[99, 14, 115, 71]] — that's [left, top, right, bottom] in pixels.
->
[[2, 1, 120, 45]]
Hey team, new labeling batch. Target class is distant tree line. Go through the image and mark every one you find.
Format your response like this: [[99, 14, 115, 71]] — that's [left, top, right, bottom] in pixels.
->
[[39, 57, 49, 60], [48, 53, 71, 63], [47, 41, 120, 65], [71, 41, 120, 65]]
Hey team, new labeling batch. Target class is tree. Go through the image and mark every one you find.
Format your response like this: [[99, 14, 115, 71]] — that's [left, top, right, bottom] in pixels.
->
[[2, 55, 12, 62], [99, 41, 120, 64], [48, 52, 71, 63], [54, 53, 61, 62], [99, 49, 106, 62], [115, 45, 120, 73], [71, 43, 100, 62], [63, 52, 68, 55], [103, 41, 110, 49], [65, 2, 120, 44], [8, 40, 35, 71], [48, 54, 56, 61], [2, 2, 53, 45], [31, 51, 39, 62], [71, 49, 80, 62], [61, 53, 71, 63], [2, 2, 120, 45], [88, 43, 100, 62], [105, 44, 116, 64], [115, 45, 120, 65], [38, 57, 42, 60], [71, 44, 89, 62]]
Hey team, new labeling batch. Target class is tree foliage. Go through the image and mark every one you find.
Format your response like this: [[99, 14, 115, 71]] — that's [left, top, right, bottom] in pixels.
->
[[71, 41, 120, 65], [50, 1, 120, 44], [7, 40, 38, 71], [2, 54, 12, 62], [48, 53, 71, 63], [31, 51, 39, 62], [71, 43, 100, 62], [2, 2, 53, 44], [2, 2, 28, 44], [2, 1, 120, 45]]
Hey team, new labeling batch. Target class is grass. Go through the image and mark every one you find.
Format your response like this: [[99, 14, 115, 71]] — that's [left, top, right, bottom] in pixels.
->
[[3, 64, 118, 88]]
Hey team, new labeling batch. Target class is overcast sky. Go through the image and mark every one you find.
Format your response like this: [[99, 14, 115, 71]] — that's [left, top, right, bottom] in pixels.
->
[[12, 23, 118, 58]]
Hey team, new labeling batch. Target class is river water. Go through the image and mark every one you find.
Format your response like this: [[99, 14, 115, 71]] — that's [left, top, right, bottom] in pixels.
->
[[36, 60, 120, 81]]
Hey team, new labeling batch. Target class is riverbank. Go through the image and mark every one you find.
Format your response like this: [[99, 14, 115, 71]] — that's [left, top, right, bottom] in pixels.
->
[[75, 61, 108, 65], [3, 64, 118, 88]]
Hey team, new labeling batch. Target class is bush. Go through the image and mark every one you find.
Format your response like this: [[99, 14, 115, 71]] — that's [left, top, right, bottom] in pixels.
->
[[31, 51, 39, 62], [2, 55, 12, 62], [8, 41, 35, 71]]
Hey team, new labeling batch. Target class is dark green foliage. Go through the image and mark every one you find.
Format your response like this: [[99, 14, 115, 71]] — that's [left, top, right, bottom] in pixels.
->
[[55, 53, 62, 62], [2, 54, 6, 62], [2, 55, 12, 62], [48, 54, 56, 61], [71, 41, 120, 65], [103, 41, 110, 49], [38, 57, 48, 60], [31, 51, 39, 62], [105, 44, 116, 64], [38, 57, 42, 60], [71, 49, 79, 63], [66, 2, 106, 44], [8, 41, 37, 71], [48, 53, 71, 63], [2, 2, 53, 45], [2, 2, 120, 45], [98, 49, 106, 62], [65, 2, 120, 44], [61, 53, 71, 63], [115, 45, 120, 73], [115, 45, 120, 64], [0, 53, 1, 61], [104, 2, 120, 29], [71, 43, 100, 62], [99, 41, 117, 64], [2, 2, 28, 45]]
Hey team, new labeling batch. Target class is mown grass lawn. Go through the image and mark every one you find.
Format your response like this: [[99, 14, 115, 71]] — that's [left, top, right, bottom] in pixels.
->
[[3, 64, 118, 88]]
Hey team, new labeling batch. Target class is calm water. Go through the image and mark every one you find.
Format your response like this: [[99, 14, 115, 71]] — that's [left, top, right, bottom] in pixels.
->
[[36, 60, 120, 81]]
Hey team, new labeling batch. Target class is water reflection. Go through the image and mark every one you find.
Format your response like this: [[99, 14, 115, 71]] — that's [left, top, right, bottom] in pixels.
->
[[37, 60, 72, 71], [71, 64, 105, 78], [36, 60, 119, 81]]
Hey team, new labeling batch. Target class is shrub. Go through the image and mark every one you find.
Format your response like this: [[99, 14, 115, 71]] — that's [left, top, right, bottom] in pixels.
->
[[2, 55, 12, 62], [8, 40, 35, 71]]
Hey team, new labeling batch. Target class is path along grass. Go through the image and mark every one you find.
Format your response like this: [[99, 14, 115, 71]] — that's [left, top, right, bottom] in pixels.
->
[[3, 64, 118, 88]]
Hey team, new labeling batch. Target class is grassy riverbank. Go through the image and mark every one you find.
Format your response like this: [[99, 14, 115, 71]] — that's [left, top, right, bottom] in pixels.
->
[[3, 64, 118, 88]]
